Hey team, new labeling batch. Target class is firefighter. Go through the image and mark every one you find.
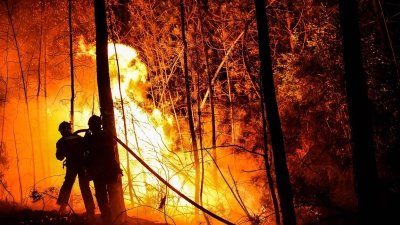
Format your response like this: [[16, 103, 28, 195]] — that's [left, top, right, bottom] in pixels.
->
[[55, 121, 95, 219], [83, 115, 122, 225]]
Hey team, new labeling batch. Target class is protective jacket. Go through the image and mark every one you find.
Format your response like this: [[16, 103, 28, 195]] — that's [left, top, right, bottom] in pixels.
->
[[56, 134, 85, 168], [83, 130, 121, 182]]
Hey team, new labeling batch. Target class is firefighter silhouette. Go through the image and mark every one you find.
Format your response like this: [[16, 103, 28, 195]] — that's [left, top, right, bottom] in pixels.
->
[[55, 121, 95, 219], [83, 115, 122, 224]]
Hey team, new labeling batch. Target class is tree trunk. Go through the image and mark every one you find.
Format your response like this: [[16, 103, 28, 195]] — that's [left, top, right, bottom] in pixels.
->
[[180, 0, 201, 216], [68, 0, 75, 129], [5, 0, 37, 191], [338, 1, 380, 224], [199, 0, 218, 189], [94, 0, 126, 222], [112, 41, 135, 207], [260, 81, 281, 225], [254, 0, 297, 224], [36, 0, 47, 186]]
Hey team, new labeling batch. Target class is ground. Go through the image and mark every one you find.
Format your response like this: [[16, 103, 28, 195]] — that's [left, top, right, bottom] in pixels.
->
[[0, 202, 168, 225]]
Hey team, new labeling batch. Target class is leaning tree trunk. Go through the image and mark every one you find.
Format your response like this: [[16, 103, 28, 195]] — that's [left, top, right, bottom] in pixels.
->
[[254, 0, 297, 224], [94, 0, 126, 222], [338, 0, 380, 224]]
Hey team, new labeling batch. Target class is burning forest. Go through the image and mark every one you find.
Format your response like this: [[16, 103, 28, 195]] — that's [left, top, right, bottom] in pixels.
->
[[0, 0, 399, 225]]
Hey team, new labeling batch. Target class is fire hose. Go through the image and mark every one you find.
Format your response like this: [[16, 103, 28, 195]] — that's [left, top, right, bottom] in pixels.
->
[[74, 129, 235, 225]]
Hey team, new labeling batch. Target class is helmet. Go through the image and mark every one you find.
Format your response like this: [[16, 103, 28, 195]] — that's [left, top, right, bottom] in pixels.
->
[[88, 115, 102, 127], [58, 121, 71, 132]]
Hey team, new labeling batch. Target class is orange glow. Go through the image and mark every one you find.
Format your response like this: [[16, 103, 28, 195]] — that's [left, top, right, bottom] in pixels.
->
[[0, 41, 264, 225]]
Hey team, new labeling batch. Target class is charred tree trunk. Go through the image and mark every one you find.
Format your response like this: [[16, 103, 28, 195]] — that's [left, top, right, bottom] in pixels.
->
[[259, 77, 281, 224], [338, 1, 380, 224], [94, 0, 126, 221], [180, 0, 201, 216], [254, 0, 297, 224]]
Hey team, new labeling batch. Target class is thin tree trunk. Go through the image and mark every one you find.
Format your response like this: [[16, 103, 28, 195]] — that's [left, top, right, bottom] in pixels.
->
[[94, 0, 126, 222], [199, 1, 218, 186], [1, 23, 10, 163], [37, 5, 42, 98], [43, 2, 51, 180], [9, 64, 22, 203], [260, 76, 281, 225], [68, 0, 75, 129], [5, 0, 37, 190], [200, 31, 244, 109], [180, 0, 200, 216], [13, 124, 23, 204], [197, 59, 206, 221], [338, 1, 380, 224], [169, 92, 184, 152], [43, 8, 50, 181], [37, 0, 47, 186], [130, 115, 145, 205], [112, 41, 134, 207], [254, 0, 297, 224], [226, 60, 238, 178], [195, 34, 205, 214], [375, 0, 400, 79]]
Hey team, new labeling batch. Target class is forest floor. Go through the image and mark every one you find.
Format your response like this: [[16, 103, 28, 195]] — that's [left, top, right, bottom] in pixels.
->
[[0, 201, 168, 225]]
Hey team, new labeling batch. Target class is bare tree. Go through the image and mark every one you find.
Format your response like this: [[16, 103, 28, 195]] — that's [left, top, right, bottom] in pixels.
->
[[180, 0, 201, 216], [338, 0, 380, 224], [68, 0, 75, 129], [94, 0, 126, 222], [254, 0, 297, 224], [199, 0, 218, 187]]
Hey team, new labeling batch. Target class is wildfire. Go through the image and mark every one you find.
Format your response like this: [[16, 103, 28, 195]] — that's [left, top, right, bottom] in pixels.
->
[[75, 41, 260, 224], [78, 41, 199, 216], [106, 43, 199, 212]]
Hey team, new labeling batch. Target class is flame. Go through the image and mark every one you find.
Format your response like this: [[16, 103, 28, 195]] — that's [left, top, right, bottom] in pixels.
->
[[106, 43, 192, 207], [75, 41, 261, 224], [79, 41, 198, 211]]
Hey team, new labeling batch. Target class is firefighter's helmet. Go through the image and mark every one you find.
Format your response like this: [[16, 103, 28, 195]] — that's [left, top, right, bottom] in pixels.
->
[[58, 121, 71, 133], [88, 115, 102, 127]]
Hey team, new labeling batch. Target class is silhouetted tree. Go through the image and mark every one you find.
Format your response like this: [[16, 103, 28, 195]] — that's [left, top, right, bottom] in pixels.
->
[[338, 0, 380, 224], [254, 0, 297, 224], [180, 0, 201, 216], [94, 0, 126, 222]]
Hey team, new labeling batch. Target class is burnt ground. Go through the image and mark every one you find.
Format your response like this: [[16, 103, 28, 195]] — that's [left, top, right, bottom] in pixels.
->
[[0, 202, 169, 225]]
